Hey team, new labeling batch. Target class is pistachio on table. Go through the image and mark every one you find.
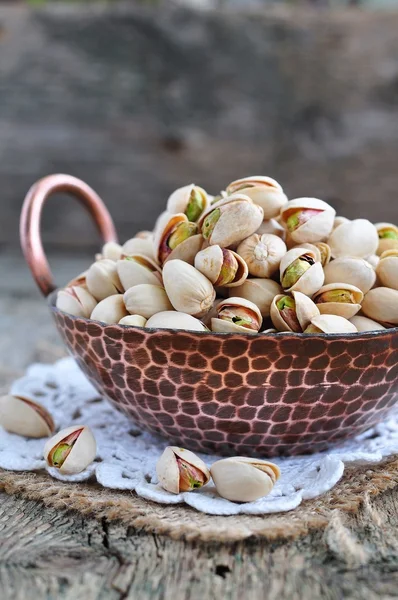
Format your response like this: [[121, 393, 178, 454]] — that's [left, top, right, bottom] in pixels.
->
[[0, 394, 55, 438], [156, 446, 210, 494], [44, 425, 96, 475], [210, 457, 280, 503]]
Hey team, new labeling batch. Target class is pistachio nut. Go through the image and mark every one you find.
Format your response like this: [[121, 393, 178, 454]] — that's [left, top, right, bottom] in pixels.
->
[[362, 287, 398, 325], [162, 259, 216, 318], [323, 257, 376, 294], [256, 218, 286, 239], [56, 286, 97, 318], [350, 315, 386, 332], [99, 241, 123, 262], [199, 194, 264, 248], [86, 259, 123, 301], [236, 233, 287, 278], [44, 425, 96, 475], [226, 176, 288, 220], [232, 278, 282, 318], [293, 243, 321, 263], [333, 216, 350, 230], [366, 254, 380, 269], [117, 255, 162, 290], [313, 283, 363, 319], [271, 291, 319, 333], [376, 250, 398, 290], [279, 248, 325, 296], [375, 223, 398, 256], [166, 184, 209, 221], [327, 219, 379, 259], [194, 245, 248, 287], [210, 457, 280, 503], [122, 236, 156, 261], [0, 394, 55, 438], [261, 328, 278, 334], [66, 270, 88, 289], [153, 211, 202, 266], [315, 242, 332, 267], [123, 284, 173, 319], [134, 230, 153, 240], [156, 446, 210, 494], [118, 315, 147, 327], [91, 294, 129, 324], [304, 314, 358, 334], [146, 311, 207, 332], [280, 198, 336, 244], [211, 297, 262, 334]]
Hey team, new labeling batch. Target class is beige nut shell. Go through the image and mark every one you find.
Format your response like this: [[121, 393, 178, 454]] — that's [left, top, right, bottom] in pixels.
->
[[327, 219, 379, 259], [236, 233, 287, 278], [122, 236, 156, 261], [123, 284, 173, 319], [146, 311, 207, 332], [313, 283, 363, 319], [56, 286, 97, 318], [376, 251, 398, 290], [280, 197, 336, 244], [271, 291, 320, 333], [226, 176, 288, 220], [350, 316, 386, 332], [280, 248, 325, 296], [362, 287, 398, 325], [44, 425, 96, 475], [231, 278, 282, 318], [117, 255, 162, 290], [323, 257, 376, 294], [210, 457, 280, 503], [375, 223, 398, 256], [166, 184, 209, 218], [86, 259, 123, 301], [91, 294, 129, 324], [118, 315, 147, 327], [194, 245, 248, 287], [211, 297, 263, 334], [308, 314, 358, 334], [156, 446, 210, 494], [162, 260, 215, 318], [0, 394, 55, 438]]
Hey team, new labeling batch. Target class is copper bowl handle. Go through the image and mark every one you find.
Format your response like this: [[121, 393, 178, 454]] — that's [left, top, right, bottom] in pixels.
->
[[20, 174, 118, 297]]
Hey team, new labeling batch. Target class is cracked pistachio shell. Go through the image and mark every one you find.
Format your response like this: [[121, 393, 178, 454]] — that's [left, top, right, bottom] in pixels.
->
[[44, 425, 96, 475], [376, 250, 398, 290], [327, 219, 379, 259], [123, 284, 173, 319], [66, 270, 88, 289], [100, 242, 123, 262], [86, 259, 123, 301], [280, 198, 336, 244], [153, 211, 202, 266], [118, 315, 147, 327], [280, 248, 325, 296], [256, 218, 286, 239], [333, 216, 350, 230], [236, 233, 287, 278], [156, 446, 210, 494], [56, 286, 97, 318], [122, 236, 156, 261], [226, 176, 288, 220], [199, 194, 264, 248], [164, 234, 204, 266], [210, 457, 280, 503], [270, 291, 320, 333], [162, 260, 216, 318], [146, 311, 207, 332], [117, 255, 162, 290], [362, 287, 398, 325], [231, 278, 282, 318], [323, 257, 376, 294], [350, 316, 386, 332], [194, 245, 248, 287], [293, 243, 322, 263], [91, 294, 129, 324], [211, 297, 262, 334], [166, 184, 209, 220], [312, 283, 363, 319], [375, 223, 398, 256], [305, 314, 358, 334], [315, 242, 331, 267], [0, 394, 55, 438], [201, 299, 224, 328]]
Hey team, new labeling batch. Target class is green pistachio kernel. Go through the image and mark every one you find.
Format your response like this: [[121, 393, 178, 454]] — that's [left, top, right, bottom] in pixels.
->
[[316, 289, 355, 304], [202, 209, 221, 239], [379, 228, 398, 240], [281, 255, 314, 289], [185, 188, 205, 222], [168, 222, 198, 250], [304, 324, 323, 334]]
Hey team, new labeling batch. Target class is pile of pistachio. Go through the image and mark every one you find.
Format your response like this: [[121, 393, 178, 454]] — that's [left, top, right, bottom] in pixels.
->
[[0, 394, 278, 501], [57, 177, 398, 334]]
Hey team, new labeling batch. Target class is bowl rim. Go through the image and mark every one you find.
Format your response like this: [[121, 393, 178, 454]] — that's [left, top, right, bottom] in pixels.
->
[[48, 290, 398, 340]]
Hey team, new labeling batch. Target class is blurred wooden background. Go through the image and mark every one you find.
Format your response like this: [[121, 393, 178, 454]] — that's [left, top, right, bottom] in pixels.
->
[[1, 2, 398, 253]]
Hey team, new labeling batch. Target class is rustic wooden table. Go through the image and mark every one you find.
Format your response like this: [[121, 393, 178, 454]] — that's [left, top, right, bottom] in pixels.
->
[[1, 251, 398, 599]]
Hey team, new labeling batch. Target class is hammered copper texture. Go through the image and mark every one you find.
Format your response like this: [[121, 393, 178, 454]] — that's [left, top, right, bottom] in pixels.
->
[[51, 298, 398, 457]]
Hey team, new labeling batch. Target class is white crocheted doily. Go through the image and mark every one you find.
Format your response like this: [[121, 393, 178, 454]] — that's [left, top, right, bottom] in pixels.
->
[[1, 357, 397, 516]]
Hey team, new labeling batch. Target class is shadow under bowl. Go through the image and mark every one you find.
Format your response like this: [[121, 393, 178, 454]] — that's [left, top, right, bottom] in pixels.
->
[[49, 292, 398, 458]]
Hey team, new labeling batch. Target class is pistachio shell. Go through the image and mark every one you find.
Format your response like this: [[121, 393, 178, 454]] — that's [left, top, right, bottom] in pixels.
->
[[122, 236, 156, 261], [376, 251, 398, 290], [156, 446, 210, 494], [231, 278, 282, 318], [118, 315, 147, 327], [315, 242, 331, 267], [166, 184, 209, 220], [280, 198, 336, 243], [123, 284, 173, 319], [313, 283, 363, 319], [236, 233, 287, 278], [305, 314, 358, 334], [162, 260, 216, 318], [153, 212, 190, 265], [86, 259, 123, 301], [366, 254, 380, 269], [333, 216, 350, 230], [134, 230, 152, 240], [350, 316, 386, 332], [226, 176, 288, 220], [375, 222, 398, 256], [270, 291, 319, 333], [117, 255, 162, 290], [280, 248, 325, 296], [90, 294, 128, 324], [164, 233, 204, 266], [210, 457, 280, 502], [56, 286, 97, 318], [146, 311, 207, 332], [100, 242, 123, 261], [0, 394, 55, 438], [44, 425, 96, 475], [327, 219, 379, 259], [362, 287, 398, 325], [199, 194, 264, 247], [323, 257, 376, 294], [256, 218, 286, 239], [293, 243, 321, 263], [66, 270, 88, 289], [194, 245, 248, 287], [211, 297, 263, 334]]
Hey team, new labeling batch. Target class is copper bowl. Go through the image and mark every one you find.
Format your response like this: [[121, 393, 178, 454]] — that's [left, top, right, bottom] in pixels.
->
[[20, 175, 398, 457]]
